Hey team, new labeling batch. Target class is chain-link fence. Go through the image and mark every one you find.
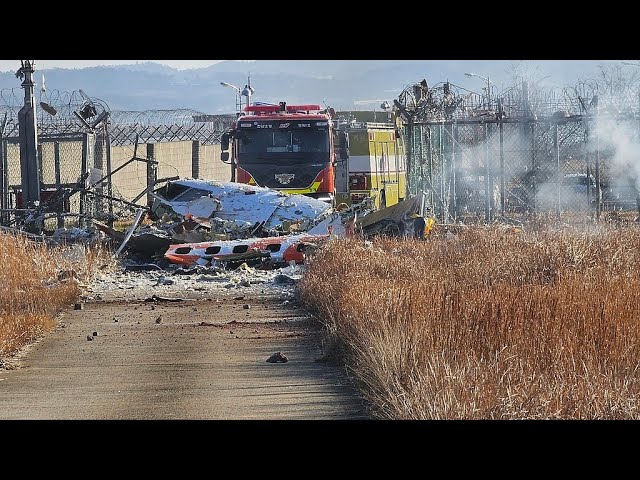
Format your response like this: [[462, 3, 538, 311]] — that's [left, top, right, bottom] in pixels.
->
[[404, 113, 640, 224], [0, 85, 235, 229]]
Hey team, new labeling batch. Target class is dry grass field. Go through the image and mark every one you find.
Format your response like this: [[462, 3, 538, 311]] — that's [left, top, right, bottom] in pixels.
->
[[0, 234, 109, 361], [298, 222, 640, 419]]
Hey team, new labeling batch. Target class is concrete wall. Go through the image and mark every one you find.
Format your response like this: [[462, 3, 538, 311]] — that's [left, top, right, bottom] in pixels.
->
[[109, 140, 196, 201], [4, 139, 231, 206], [200, 143, 231, 182], [109, 143, 149, 201], [154, 141, 193, 181]]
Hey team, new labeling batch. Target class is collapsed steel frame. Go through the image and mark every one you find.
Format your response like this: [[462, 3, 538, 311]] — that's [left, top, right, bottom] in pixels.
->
[[0, 87, 235, 230]]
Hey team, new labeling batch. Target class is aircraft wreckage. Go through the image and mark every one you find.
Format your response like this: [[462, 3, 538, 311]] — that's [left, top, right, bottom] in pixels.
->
[[94, 178, 423, 269]]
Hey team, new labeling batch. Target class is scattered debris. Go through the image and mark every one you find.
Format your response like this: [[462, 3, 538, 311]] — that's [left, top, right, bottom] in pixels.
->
[[144, 294, 185, 303], [243, 304, 250, 310], [149, 179, 333, 239], [124, 264, 163, 272], [86, 335, 93, 341], [274, 274, 296, 284], [155, 315, 163, 324], [74, 303, 84, 311], [115, 208, 146, 257], [155, 276, 175, 286], [164, 232, 328, 268], [266, 352, 289, 363], [92, 331, 98, 337], [172, 265, 224, 276]]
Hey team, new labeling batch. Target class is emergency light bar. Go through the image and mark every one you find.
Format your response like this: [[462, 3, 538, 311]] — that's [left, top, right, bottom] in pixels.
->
[[244, 104, 323, 114]]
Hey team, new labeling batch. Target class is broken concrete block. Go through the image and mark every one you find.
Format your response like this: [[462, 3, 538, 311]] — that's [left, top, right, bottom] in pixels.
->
[[266, 352, 288, 363], [274, 274, 296, 284]]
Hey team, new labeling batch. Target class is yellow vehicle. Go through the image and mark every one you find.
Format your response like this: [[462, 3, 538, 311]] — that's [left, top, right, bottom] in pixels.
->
[[333, 117, 407, 210]]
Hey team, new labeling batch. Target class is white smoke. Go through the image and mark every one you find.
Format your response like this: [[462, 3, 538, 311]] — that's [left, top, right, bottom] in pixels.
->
[[591, 117, 640, 183], [588, 116, 640, 209]]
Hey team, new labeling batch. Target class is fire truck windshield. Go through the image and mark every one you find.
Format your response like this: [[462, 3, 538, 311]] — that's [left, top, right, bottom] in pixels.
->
[[238, 129, 330, 160]]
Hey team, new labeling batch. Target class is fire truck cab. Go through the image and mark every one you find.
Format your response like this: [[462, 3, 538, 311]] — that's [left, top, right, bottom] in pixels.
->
[[220, 102, 347, 204], [220, 102, 406, 210]]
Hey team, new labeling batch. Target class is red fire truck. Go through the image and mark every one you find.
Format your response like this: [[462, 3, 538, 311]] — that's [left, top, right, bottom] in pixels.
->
[[220, 102, 349, 204]]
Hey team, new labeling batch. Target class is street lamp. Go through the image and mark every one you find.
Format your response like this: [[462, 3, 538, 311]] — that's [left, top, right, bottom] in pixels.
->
[[220, 81, 242, 115], [465, 72, 492, 110]]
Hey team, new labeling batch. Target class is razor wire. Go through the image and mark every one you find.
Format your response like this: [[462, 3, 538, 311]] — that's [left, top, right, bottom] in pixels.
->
[[5, 79, 640, 228], [108, 109, 235, 146], [0, 88, 235, 145], [397, 77, 640, 224]]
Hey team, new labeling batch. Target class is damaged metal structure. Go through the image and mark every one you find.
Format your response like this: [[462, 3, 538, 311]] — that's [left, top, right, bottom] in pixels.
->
[[98, 175, 421, 267], [164, 232, 328, 268], [1, 61, 236, 240], [1, 60, 427, 270], [96, 178, 336, 259], [149, 179, 334, 238]]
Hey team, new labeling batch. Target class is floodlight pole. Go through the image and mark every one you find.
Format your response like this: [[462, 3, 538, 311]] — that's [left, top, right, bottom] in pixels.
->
[[220, 81, 242, 115], [465, 72, 492, 111]]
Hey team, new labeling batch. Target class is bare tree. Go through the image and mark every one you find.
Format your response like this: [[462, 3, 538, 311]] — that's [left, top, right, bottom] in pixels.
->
[[569, 62, 640, 114]]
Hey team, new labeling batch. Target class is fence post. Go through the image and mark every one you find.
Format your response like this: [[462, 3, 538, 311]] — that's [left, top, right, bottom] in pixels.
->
[[498, 99, 505, 216], [54, 141, 63, 229], [94, 132, 104, 216], [80, 133, 89, 227], [146, 143, 157, 207], [554, 123, 561, 220], [192, 140, 200, 179], [530, 123, 536, 213], [595, 106, 601, 220], [438, 124, 444, 221], [0, 136, 5, 226], [406, 118, 414, 194], [105, 128, 113, 228], [450, 122, 457, 221], [484, 122, 491, 222]]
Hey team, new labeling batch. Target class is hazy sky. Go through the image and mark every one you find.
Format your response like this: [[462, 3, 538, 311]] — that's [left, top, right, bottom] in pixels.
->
[[0, 60, 225, 72]]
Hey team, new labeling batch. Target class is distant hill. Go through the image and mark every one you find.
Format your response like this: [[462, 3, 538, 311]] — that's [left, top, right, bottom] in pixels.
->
[[0, 60, 618, 114]]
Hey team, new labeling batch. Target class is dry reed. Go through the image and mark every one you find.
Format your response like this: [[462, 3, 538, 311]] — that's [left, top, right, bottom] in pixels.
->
[[298, 223, 640, 419], [0, 233, 112, 361]]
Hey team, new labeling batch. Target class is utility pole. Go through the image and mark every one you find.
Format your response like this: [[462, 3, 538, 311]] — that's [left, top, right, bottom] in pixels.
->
[[16, 60, 41, 215]]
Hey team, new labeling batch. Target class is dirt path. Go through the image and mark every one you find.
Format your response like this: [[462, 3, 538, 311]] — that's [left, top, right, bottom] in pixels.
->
[[0, 292, 368, 420]]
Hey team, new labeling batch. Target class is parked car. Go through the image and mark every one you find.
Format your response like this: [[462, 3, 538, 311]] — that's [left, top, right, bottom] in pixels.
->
[[535, 173, 601, 212], [603, 180, 639, 211]]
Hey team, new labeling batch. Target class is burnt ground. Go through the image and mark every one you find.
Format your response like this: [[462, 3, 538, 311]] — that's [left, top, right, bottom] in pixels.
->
[[0, 288, 369, 420]]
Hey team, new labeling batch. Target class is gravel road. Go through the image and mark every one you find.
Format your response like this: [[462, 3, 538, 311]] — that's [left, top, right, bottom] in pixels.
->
[[0, 265, 368, 420]]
